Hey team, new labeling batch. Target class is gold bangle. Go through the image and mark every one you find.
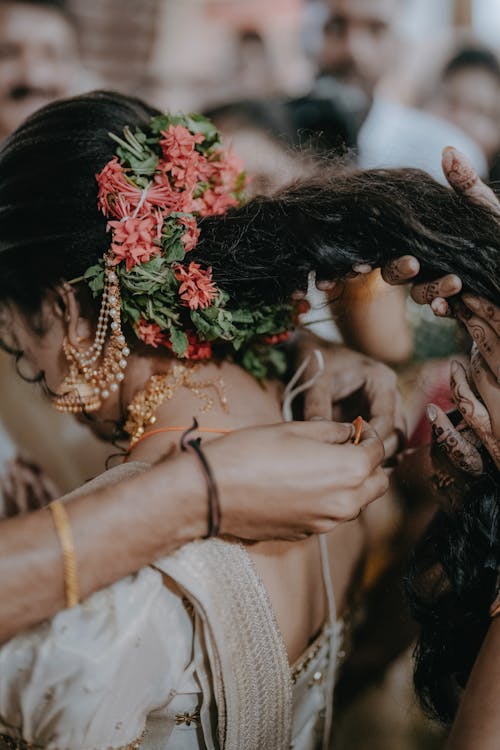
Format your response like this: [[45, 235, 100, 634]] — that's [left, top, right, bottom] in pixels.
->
[[48, 500, 80, 608]]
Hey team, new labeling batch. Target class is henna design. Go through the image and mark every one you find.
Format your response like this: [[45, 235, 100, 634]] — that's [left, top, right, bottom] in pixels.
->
[[446, 155, 478, 192], [382, 256, 419, 285], [382, 261, 408, 284], [431, 422, 484, 475], [468, 321, 493, 354]]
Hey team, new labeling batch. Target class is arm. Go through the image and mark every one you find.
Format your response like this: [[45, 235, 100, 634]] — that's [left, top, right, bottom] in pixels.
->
[[0, 420, 388, 643], [332, 270, 413, 365], [446, 618, 500, 749]]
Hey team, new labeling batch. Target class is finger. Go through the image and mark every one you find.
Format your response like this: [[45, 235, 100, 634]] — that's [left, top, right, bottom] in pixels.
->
[[283, 420, 355, 444], [469, 345, 500, 440], [365, 378, 397, 442], [381, 255, 420, 285], [455, 357, 500, 471], [430, 297, 452, 318], [411, 275, 462, 305], [39, 475, 60, 504], [316, 279, 338, 292], [462, 295, 500, 337], [442, 146, 500, 215], [457, 311, 500, 381], [341, 467, 389, 519], [1, 472, 16, 517], [427, 403, 484, 475], [353, 421, 386, 472], [303, 375, 334, 421], [450, 359, 492, 434]]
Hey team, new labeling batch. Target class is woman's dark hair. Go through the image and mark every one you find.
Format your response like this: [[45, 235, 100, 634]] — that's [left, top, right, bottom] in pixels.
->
[[443, 44, 500, 83], [406, 470, 500, 724], [1, 90, 499, 312], [0, 91, 499, 715], [205, 92, 362, 154]]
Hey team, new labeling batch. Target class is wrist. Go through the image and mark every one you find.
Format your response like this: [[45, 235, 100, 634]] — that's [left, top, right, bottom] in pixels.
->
[[156, 451, 209, 547]]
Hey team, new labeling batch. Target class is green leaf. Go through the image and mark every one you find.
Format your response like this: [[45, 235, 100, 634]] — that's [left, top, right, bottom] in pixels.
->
[[185, 114, 220, 146], [241, 348, 267, 380], [164, 241, 185, 263], [170, 328, 188, 357], [83, 263, 105, 297]]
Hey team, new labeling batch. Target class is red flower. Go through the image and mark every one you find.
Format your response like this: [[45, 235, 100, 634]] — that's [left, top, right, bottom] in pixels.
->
[[292, 299, 311, 323], [96, 158, 179, 219], [136, 319, 167, 348], [164, 331, 212, 360], [179, 216, 200, 252], [193, 188, 239, 217], [160, 124, 206, 190], [108, 215, 161, 271], [174, 261, 217, 310], [263, 331, 291, 345], [185, 332, 212, 360]]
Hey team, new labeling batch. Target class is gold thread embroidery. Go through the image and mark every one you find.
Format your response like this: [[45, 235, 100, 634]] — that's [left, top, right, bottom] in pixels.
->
[[175, 710, 201, 727]]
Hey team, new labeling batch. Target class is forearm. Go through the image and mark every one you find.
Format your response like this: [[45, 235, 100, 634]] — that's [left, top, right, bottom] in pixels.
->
[[334, 273, 413, 365], [0, 453, 206, 643], [446, 618, 500, 749]]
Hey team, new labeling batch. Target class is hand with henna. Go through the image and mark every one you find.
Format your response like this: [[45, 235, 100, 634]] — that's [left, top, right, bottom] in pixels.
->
[[318, 147, 497, 318], [426, 312, 500, 477]]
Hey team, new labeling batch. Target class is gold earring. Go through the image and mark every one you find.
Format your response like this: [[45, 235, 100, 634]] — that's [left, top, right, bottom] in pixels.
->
[[53, 256, 130, 413]]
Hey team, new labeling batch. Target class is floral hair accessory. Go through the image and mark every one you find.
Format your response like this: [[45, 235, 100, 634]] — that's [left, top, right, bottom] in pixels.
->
[[83, 113, 308, 379]]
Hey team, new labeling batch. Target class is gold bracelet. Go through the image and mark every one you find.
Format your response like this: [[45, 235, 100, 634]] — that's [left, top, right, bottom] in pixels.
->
[[48, 500, 80, 608]]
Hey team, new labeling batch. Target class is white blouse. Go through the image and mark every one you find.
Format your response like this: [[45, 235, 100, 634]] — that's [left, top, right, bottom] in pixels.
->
[[0, 465, 342, 750]]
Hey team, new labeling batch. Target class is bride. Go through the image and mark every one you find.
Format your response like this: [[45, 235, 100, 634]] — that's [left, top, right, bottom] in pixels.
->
[[0, 91, 498, 750]]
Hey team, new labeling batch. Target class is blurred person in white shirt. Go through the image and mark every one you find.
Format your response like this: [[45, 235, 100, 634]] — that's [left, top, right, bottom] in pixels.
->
[[318, 0, 487, 181], [423, 44, 500, 170]]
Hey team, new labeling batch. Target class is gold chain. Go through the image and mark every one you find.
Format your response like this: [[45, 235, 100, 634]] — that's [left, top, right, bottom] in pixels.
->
[[124, 364, 228, 447]]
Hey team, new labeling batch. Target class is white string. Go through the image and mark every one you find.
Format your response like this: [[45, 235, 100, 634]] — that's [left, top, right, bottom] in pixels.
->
[[282, 349, 325, 422]]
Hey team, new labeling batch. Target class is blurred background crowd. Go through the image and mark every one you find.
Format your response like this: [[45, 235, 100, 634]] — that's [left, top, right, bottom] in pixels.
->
[[1, 0, 499, 747]]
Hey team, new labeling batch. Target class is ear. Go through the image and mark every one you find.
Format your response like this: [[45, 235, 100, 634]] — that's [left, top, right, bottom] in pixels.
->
[[53, 283, 93, 345]]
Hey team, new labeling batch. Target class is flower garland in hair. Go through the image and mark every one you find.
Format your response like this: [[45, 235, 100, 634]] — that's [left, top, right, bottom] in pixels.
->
[[83, 113, 308, 379]]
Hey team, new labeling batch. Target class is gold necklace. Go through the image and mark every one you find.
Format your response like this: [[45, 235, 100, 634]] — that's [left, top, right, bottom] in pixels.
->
[[124, 363, 228, 447]]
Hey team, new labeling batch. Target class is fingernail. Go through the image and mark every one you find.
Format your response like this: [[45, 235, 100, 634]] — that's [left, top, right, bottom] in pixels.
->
[[405, 257, 420, 273], [442, 146, 456, 170], [310, 416, 328, 421], [353, 263, 372, 274], [441, 275, 462, 295], [431, 298, 448, 316], [426, 404, 438, 423]]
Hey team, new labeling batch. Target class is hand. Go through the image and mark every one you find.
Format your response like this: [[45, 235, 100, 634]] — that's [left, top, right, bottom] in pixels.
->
[[457, 295, 500, 394], [425, 298, 500, 477], [331, 148, 498, 318], [206, 420, 388, 541], [294, 332, 406, 459], [0, 457, 60, 517]]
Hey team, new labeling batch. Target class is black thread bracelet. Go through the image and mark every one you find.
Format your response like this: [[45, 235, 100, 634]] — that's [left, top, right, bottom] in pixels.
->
[[180, 418, 221, 538]]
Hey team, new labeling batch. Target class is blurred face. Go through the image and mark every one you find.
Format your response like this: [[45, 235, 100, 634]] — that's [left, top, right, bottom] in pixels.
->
[[0, 2, 79, 139], [0, 299, 66, 395], [429, 68, 500, 164], [0, 297, 121, 441], [319, 0, 401, 95]]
